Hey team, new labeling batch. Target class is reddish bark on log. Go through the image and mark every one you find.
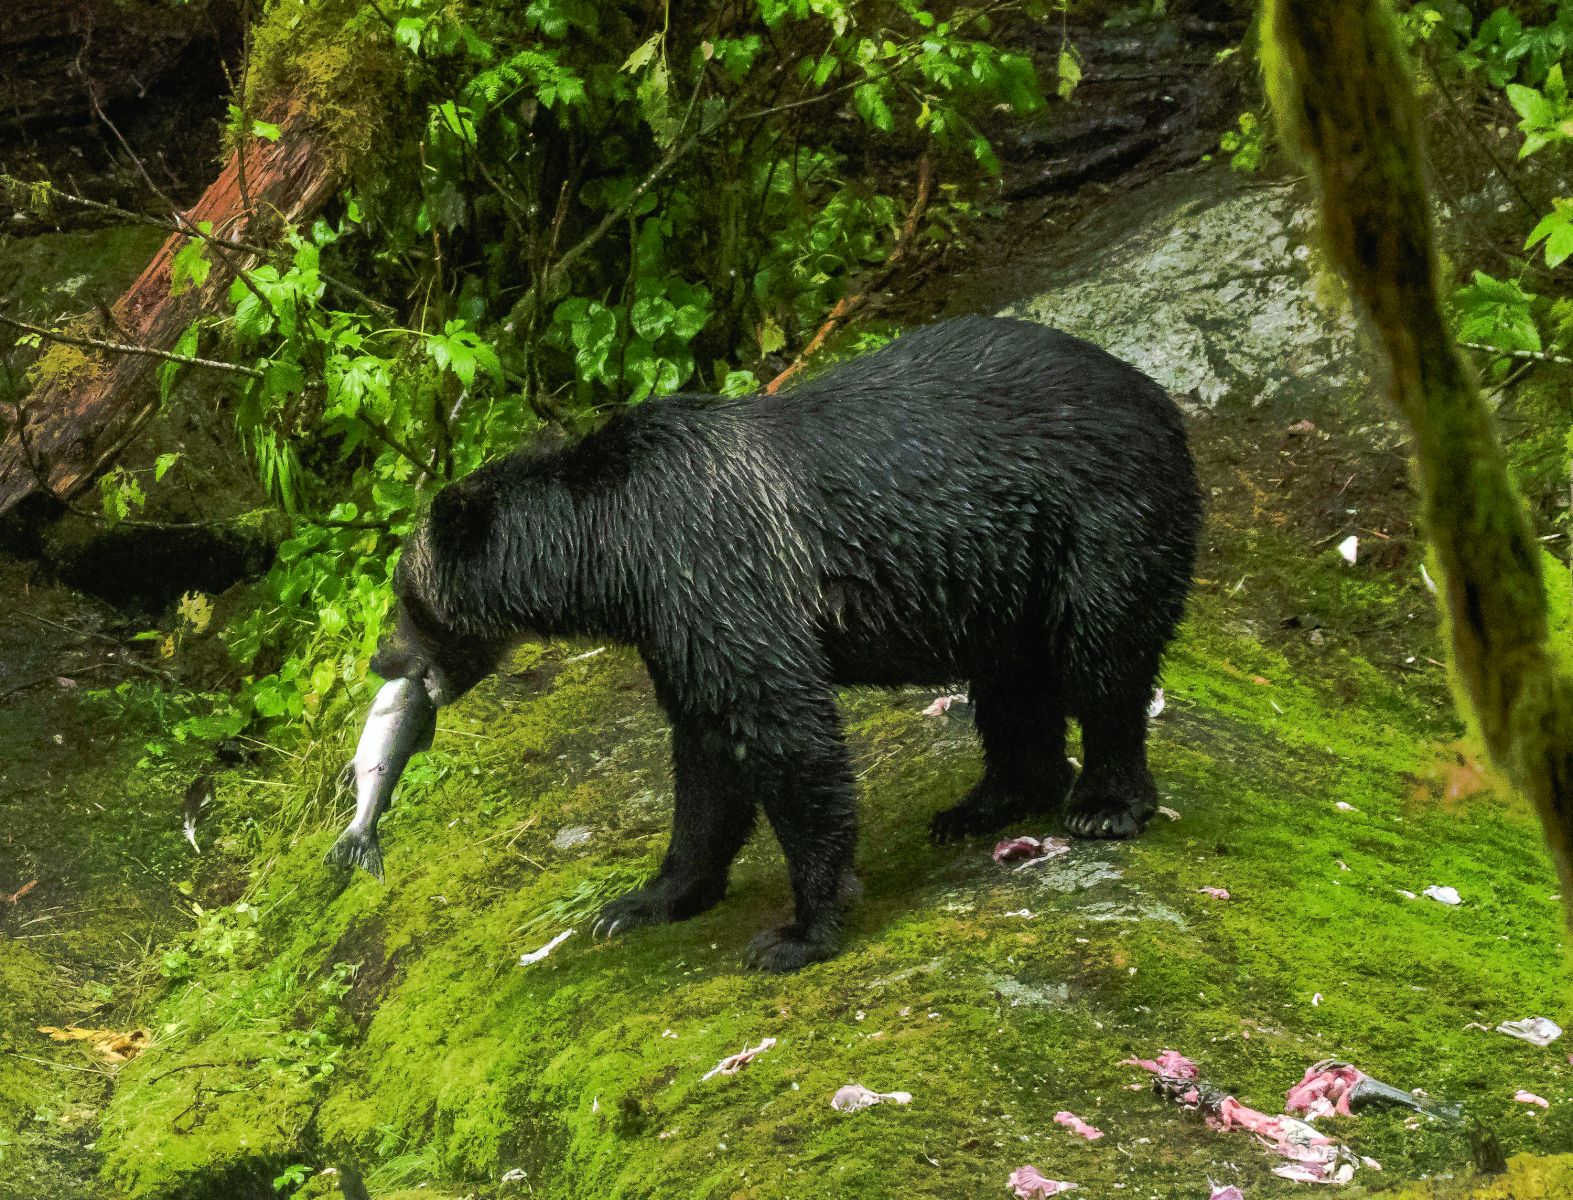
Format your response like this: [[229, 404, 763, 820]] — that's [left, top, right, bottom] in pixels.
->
[[0, 104, 339, 518]]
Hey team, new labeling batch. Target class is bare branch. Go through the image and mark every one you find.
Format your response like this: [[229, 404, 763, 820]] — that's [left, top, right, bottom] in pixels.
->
[[0, 312, 263, 378], [767, 151, 935, 393], [0, 174, 393, 316]]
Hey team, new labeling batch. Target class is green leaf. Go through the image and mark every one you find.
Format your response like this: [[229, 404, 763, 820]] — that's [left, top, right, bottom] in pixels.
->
[[154, 452, 181, 482], [161, 323, 200, 403], [854, 82, 894, 132], [759, 316, 786, 355], [570, 304, 618, 376], [623, 32, 662, 73], [636, 58, 678, 144], [1506, 83, 1549, 126], [1527, 203, 1573, 268], [630, 296, 675, 340], [262, 360, 304, 402], [251, 119, 281, 141], [170, 238, 211, 297], [1056, 45, 1082, 102], [719, 368, 758, 397], [1455, 270, 1542, 354], [970, 134, 1001, 175], [670, 303, 710, 341], [394, 16, 426, 54]]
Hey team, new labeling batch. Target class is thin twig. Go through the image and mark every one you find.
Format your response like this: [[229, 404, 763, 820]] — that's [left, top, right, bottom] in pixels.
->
[[0, 1051, 108, 1077], [0, 312, 263, 377], [1460, 340, 1573, 366], [1, 174, 392, 316], [0, 664, 109, 700], [84, 78, 178, 212], [234, 0, 255, 225], [767, 151, 935, 393], [516, 69, 729, 325], [1426, 55, 1540, 222], [357, 411, 437, 481], [5, 391, 260, 529]]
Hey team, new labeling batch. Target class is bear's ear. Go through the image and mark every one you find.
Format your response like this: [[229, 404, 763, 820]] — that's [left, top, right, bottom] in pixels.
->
[[426, 474, 496, 562]]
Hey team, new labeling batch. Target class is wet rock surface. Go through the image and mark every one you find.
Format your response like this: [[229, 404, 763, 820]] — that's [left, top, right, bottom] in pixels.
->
[[1001, 172, 1362, 409]]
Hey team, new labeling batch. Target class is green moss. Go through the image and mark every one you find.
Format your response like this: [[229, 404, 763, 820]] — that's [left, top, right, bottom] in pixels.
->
[[92, 562, 1572, 1198], [246, 0, 406, 171], [99, 1029, 315, 1200], [1382, 1153, 1573, 1198], [0, 561, 221, 1197], [0, 225, 164, 321], [0, 940, 61, 1132]]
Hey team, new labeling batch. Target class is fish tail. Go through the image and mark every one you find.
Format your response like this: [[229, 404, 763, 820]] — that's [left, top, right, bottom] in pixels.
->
[[325, 827, 384, 881]]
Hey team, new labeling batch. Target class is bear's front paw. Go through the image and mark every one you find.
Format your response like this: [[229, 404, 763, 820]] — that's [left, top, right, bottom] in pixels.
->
[[593, 887, 673, 939], [743, 924, 836, 973], [593, 874, 729, 938], [1063, 770, 1157, 840]]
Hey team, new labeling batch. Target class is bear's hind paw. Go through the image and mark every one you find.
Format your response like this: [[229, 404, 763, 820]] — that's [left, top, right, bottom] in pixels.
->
[[744, 924, 837, 973], [929, 772, 1071, 845], [1063, 771, 1157, 840]]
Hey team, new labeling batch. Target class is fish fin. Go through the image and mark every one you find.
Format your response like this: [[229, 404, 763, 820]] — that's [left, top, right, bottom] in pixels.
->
[[325, 828, 385, 881]]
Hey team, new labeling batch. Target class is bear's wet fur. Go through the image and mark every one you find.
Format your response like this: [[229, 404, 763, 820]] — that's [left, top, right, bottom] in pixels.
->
[[372, 315, 1201, 971]]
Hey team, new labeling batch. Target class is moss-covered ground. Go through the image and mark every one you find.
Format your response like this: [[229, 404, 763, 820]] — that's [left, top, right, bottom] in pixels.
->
[[58, 425, 1569, 1198], [0, 565, 196, 1198]]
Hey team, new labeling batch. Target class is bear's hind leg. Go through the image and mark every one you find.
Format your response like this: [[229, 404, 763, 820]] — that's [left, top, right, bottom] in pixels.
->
[[1064, 669, 1159, 839], [929, 673, 1073, 844], [743, 698, 859, 973], [595, 719, 756, 938]]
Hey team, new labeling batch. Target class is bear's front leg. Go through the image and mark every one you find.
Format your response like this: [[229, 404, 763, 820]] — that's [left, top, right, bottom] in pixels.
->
[[742, 699, 859, 973], [595, 718, 757, 938]]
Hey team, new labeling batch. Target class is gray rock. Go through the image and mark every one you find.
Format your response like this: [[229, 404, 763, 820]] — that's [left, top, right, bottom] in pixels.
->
[[551, 825, 595, 851], [1002, 171, 1361, 410]]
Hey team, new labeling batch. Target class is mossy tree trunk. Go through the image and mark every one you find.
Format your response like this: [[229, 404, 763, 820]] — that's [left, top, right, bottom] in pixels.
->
[[0, 103, 337, 518], [1262, 0, 1573, 932]]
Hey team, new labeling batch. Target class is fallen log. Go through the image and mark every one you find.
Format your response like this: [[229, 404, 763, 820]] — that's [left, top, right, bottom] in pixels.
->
[[0, 103, 339, 518]]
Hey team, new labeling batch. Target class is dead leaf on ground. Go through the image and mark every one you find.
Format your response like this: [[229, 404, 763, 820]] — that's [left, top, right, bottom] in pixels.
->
[[1409, 741, 1493, 810], [37, 1025, 151, 1062]]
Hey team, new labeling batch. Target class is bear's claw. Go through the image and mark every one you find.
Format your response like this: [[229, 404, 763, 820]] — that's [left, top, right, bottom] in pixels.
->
[[593, 891, 666, 938], [1062, 769, 1157, 840], [1063, 805, 1148, 839], [595, 875, 729, 938]]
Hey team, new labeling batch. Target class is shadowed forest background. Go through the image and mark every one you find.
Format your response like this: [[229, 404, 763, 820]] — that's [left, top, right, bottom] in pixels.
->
[[1, 1, 1572, 1197]]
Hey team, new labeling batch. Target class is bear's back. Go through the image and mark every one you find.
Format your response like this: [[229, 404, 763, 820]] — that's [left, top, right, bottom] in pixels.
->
[[695, 316, 1200, 681]]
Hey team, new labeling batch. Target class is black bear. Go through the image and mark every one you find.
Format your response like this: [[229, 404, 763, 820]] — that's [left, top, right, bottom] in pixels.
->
[[371, 315, 1200, 971]]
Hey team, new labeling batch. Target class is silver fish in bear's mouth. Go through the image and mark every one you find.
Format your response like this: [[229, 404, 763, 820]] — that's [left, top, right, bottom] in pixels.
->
[[325, 676, 436, 879]]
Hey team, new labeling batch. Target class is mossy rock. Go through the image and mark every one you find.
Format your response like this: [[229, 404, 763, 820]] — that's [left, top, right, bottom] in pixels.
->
[[93, 571, 1572, 1197]]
